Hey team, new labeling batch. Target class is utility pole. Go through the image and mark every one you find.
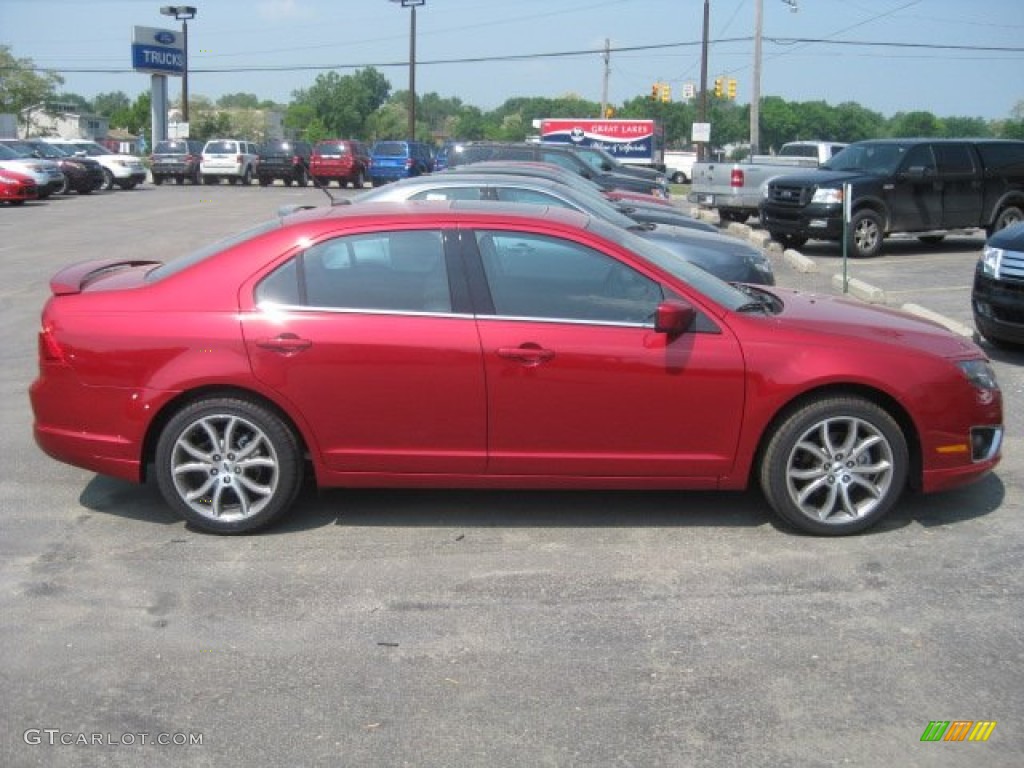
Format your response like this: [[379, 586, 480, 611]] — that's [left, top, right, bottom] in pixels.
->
[[752, 0, 799, 154], [697, 0, 710, 161], [600, 38, 610, 118]]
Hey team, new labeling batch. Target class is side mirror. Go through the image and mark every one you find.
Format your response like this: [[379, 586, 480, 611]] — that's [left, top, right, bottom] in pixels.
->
[[654, 299, 695, 336]]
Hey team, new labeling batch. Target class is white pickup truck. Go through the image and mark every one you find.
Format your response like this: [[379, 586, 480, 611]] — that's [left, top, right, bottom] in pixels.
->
[[688, 140, 847, 222]]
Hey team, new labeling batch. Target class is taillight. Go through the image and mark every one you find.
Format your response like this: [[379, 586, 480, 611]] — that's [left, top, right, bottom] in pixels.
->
[[730, 169, 745, 188], [39, 326, 66, 364], [404, 158, 415, 169], [236, 155, 243, 162]]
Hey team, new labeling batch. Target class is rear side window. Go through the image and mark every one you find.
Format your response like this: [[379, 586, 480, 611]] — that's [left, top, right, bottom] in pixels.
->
[[256, 230, 451, 314], [934, 144, 976, 175], [976, 142, 1024, 172]]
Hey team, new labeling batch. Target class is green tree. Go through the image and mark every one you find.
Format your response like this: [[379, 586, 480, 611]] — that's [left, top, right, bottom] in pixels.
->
[[108, 91, 151, 137], [941, 116, 992, 138], [217, 92, 261, 109], [92, 91, 131, 117], [889, 110, 942, 137], [290, 67, 390, 139], [0, 46, 64, 132]]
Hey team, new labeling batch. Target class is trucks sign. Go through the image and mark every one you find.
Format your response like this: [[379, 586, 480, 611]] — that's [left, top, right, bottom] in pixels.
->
[[539, 119, 660, 166], [131, 26, 184, 76]]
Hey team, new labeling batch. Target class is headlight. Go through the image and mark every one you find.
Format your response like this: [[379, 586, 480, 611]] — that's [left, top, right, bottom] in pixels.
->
[[958, 359, 999, 391], [811, 187, 843, 205], [981, 244, 1003, 278]]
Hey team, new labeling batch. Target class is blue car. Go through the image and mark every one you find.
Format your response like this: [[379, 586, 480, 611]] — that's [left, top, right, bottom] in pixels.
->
[[369, 140, 433, 186]]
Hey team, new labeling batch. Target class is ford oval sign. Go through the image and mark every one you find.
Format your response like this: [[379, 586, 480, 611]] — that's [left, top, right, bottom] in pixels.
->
[[155, 30, 176, 45]]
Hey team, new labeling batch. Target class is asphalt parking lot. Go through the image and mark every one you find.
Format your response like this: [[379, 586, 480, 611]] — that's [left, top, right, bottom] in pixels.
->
[[1, 185, 1022, 767]]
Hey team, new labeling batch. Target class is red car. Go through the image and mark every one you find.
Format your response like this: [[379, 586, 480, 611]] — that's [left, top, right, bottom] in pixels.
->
[[30, 203, 1003, 535], [309, 139, 371, 188], [0, 168, 38, 205]]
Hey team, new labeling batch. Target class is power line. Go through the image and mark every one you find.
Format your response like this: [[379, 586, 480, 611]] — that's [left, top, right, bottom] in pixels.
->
[[2, 36, 1021, 77]]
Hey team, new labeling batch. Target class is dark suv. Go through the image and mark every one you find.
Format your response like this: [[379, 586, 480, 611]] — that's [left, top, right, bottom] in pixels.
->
[[258, 139, 313, 187], [446, 142, 669, 199], [310, 139, 370, 188], [150, 139, 204, 185], [368, 140, 433, 186]]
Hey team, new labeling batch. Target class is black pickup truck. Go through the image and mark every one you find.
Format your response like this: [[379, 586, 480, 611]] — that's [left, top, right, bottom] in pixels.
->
[[760, 139, 1024, 257]]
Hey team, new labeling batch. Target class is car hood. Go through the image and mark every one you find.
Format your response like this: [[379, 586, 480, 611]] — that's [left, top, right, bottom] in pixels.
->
[[770, 168, 879, 187], [764, 287, 982, 358]]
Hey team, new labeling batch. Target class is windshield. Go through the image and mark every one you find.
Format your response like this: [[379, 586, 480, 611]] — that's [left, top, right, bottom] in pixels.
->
[[0, 141, 35, 158], [26, 142, 66, 158], [587, 217, 750, 311], [68, 142, 108, 157], [824, 143, 907, 175], [0, 143, 22, 159]]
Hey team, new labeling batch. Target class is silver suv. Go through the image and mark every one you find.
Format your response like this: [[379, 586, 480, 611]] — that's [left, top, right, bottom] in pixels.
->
[[200, 139, 260, 185]]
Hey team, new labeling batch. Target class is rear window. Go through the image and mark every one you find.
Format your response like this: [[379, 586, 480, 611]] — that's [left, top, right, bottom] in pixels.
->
[[155, 141, 189, 153], [315, 142, 348, 156], [204, 141, 237, 154], [373, 142, 407, 157]]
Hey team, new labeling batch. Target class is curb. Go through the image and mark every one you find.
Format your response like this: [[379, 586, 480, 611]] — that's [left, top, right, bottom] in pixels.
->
[[900, 303, 975, 337], [830, 274, 886, 303]]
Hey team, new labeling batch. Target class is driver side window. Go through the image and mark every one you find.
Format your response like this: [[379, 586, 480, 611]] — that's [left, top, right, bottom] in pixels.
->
[[475, 230, 662, 325]]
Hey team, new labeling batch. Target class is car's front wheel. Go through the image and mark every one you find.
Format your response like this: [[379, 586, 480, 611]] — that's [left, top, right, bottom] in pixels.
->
[[759, 396, 908, 535], [848, 210, 884, 258], [988, 205, 1023, 236], [101, 168, 115, 190], [155, 397, 303, 534]]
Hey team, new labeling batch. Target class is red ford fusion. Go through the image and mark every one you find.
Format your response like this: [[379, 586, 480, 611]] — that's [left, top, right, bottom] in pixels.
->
[[30, 202, 1003, 535]]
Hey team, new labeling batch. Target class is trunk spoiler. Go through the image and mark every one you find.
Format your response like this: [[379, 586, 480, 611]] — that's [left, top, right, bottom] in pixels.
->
[[49, 259, 162, 296]]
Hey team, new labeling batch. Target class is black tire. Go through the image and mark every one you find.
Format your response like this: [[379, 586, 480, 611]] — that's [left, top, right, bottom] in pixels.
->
[[175, 175, 185, 185], [988, 205, 1023, 236], [719, 210, 749, 224], [101, 168, 115, 191], [203, 175, 217, 185], [117, 180, 137, 190], [56, 176, 69, 195], [259, 176, 271, 187], [283, 177, 293, 187], [671, 171, 688, 184], [771, 232, 808, 250], [314, 176, 329, 188], [759, 396, 908, 535], [154, 397, 303, 534], [152, 175, 164, 186], [917, 235, 945, 245], [77, 184, 93, 195], [847, 209, 884, 258]]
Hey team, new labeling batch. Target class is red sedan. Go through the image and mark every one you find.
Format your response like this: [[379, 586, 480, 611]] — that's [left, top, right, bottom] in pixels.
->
[[30, 202, 1003, 535], [0, 168, 38, 205]]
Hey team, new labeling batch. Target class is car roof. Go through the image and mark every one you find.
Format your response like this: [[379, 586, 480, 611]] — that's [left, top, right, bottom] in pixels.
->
[[280, 199, 593, 231]]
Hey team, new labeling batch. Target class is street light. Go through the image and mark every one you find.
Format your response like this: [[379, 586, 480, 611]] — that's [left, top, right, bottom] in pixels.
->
[[160, 5, 197, 124], [389, 0, 425, 140]]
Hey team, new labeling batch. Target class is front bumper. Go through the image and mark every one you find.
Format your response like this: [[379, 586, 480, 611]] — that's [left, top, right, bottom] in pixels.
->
[[972, 266, 1024, 345], [759, 202, 844, 239]]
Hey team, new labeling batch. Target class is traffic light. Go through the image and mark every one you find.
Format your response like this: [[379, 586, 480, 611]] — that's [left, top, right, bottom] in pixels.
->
[[727, 78, 737, 99], [660, 84, 671, 103], [714, 77, 724, 98], [651, 83, 659, 101]]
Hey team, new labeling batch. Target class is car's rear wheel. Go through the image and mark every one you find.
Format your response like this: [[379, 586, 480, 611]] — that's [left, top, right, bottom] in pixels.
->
[[203, 175, 217, 185], [760, 396, 908, 535], [670, 171, 688, 184], [155, 397, 303, 534], [152, 175, 164, 186], [259, 175, 271, 187]]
